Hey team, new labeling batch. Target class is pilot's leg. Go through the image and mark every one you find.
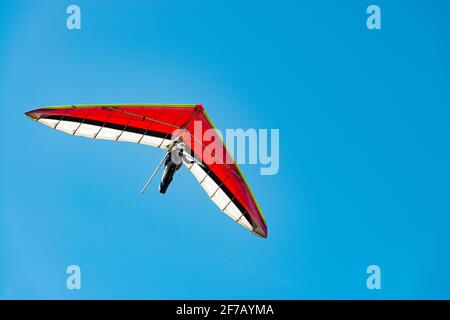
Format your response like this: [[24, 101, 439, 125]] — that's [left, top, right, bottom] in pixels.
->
[[159, 164, 176, 194]]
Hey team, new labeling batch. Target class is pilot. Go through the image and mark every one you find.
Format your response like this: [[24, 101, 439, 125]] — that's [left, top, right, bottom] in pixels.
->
[[159, 148, 187, 194]]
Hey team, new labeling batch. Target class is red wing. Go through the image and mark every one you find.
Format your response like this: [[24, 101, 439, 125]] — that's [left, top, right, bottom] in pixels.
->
[[25, 104, 199, 150], [180, 111, 267, 237], [25, 104, 267, 237]]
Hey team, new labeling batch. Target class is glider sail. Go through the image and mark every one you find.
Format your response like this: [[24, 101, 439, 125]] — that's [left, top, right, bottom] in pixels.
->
[[25, 104, 268, 238]]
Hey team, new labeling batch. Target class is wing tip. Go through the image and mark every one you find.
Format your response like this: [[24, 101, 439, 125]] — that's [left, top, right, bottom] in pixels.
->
[[24, 110, 38, 121], [252, 226, 268, 238]]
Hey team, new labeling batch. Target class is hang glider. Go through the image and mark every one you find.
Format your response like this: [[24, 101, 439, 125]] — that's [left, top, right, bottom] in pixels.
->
[[25, 104, 268, 238]]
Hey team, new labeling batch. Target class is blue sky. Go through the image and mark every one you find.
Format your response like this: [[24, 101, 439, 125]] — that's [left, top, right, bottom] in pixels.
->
[[1, 0, 449, 299]]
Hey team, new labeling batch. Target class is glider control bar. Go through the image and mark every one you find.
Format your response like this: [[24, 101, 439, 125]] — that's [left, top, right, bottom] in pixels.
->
[[140, 153, 168, 195], [140, 109, 200, 195]]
